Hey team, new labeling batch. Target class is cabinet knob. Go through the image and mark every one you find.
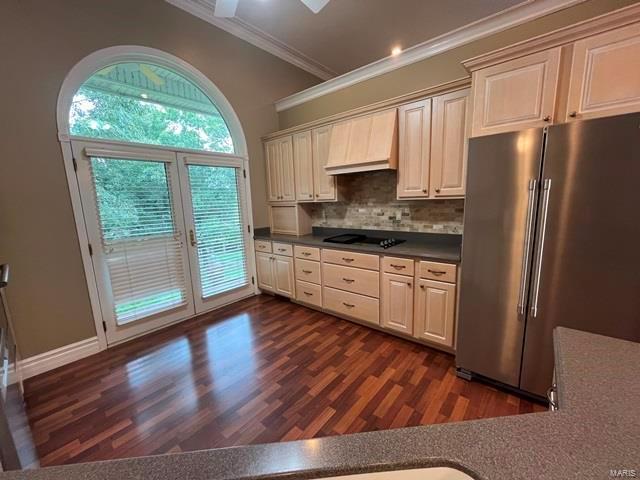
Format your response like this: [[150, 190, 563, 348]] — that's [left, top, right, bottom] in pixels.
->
[[422, 188, 427, 193], [435, 188, 441, 194], [543, 115, 551, 122], [309, 194, 313, 198], [315, 194, 319, 197], [568, 111, 577, 118]]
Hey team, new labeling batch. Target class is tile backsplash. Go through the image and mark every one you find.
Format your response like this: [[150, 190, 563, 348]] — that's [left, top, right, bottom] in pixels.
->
[[303, 170, 464, 234]]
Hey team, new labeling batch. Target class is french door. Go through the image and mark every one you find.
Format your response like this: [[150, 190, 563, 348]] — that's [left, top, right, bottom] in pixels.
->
[[73, 140, 254, 345]]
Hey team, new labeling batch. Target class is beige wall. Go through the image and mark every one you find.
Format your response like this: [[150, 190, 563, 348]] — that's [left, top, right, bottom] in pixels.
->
[[279, 0, 639, 128], [0, 0, 319, 357]]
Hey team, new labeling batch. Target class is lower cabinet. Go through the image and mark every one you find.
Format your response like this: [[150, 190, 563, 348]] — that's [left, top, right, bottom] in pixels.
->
[[414, 278, 456, 348], [255, 251, 295, 298], [381, 272, 414, 335]]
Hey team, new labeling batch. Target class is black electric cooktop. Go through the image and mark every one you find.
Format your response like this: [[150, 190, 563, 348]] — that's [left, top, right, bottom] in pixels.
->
[[323, 233, 405, 249]]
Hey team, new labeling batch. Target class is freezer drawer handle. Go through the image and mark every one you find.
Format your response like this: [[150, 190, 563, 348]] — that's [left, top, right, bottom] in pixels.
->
[[531, 179, 552, 318], [517, 179, 537, 315]]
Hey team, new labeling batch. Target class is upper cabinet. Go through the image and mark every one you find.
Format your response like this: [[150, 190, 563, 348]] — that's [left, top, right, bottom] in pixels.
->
[[293, 131, 314, 202], [325, 109, 398, 175], [465, 6, 640, 136], [312, 125, 337, 201], [397, 99, 431, 198], [397, 89, 469, 199], [470, 49, 561, 137], [566, 23, 640, 121], [265, 136, 295, 202]]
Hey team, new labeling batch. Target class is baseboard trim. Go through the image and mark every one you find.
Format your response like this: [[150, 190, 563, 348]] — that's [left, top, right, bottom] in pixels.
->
[[19, 337, 100, 380]]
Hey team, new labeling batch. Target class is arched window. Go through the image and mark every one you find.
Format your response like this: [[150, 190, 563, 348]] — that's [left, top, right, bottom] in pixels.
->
[[69, 62, 234, 153], [57, 47, 254, 349]]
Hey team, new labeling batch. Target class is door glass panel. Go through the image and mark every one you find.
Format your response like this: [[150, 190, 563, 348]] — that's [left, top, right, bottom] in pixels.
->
[[187, 165, 248, 298], [90, 157, 188, 324]]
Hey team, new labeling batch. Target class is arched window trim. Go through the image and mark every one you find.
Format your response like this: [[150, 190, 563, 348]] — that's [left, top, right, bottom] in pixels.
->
[[57, 45, 248, 158]]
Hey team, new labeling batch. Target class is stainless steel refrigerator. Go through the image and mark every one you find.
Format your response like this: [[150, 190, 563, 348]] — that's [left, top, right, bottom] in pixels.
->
[[456, 113, 640, 398]]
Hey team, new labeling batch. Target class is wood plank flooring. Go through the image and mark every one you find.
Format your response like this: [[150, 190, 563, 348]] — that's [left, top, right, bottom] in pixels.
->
[[24, 295, 545, 467]]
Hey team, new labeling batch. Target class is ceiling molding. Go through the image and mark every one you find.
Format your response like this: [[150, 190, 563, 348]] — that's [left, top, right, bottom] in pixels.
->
[[274, 0, 587, 112], [165, 0, 337, 80]]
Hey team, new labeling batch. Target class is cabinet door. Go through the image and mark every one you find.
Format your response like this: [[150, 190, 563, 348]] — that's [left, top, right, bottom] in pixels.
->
[[274, 254, 295, 298], [293, 131, 314, 202], [264, 139, 280, 202], [397, 99, 431, 198], [471, 48, 561, 137], [256, 252, 275, 292], [381, 273, 414, 335], [566, 23, 640, 121], [414, 279, 455, 347], [430, 89, 469, 198], [326, 120, 351, 168], [279, 136, 296, 201], [312, 126, 337, 201]]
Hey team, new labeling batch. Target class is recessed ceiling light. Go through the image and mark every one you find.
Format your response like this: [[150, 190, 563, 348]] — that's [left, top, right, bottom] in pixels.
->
[[391, 46, 402, 56]]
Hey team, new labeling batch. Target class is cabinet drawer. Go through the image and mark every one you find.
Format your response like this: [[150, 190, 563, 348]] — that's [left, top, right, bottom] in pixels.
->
[[322, 249, 379, 271], [295, 245, 320, 261], [295, 258, 321, 285], [382, 256, 414, 276], [322, 263, 379, 298], [255, 240, 272, 253], [323, 287, 379, 325], [296, 280, 322, 308], [419, 261, 457, 283], [272, 242, 293, 257]]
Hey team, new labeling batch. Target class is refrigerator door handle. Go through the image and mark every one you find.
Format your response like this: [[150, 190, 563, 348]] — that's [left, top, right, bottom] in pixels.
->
[[531, 178, 552, 317], [517, 179, 537, 315]]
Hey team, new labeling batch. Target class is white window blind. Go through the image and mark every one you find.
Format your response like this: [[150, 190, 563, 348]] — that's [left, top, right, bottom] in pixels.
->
[[187, 165, 248, 298], [90, 157, 188, 324]]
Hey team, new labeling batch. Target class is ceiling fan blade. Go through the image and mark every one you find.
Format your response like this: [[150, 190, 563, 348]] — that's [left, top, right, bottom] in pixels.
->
[[214, 0, 239, 17], [300, 0, 329, 14]]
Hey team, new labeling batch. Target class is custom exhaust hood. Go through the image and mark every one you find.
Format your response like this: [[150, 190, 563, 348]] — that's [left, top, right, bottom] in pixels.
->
[[324, 108, 398, 175]]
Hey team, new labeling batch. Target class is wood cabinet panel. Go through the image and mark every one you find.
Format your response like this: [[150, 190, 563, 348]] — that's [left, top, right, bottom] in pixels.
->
[[274, 255, 295, 298], [272, 242, 293, 257], [418, 261, 457, 283], [312, 126, 337, 201], [254, 240, 272, 253], [265, 140, 280, 202], [294, 245, 321, 262], [323, 287, 380, 325], [431, 89, 470, 197], [296, 280, 322, 308], [322, 263, 380, 298], [397, 99, 431, 198], [255, 251, 275, 292], [382, 256, 415, 276], [381, 273, 414, 335], [278, 137, 296, 201], [566, 23, 640, 121], [269, 205, 312, 236], [471, 48, 561, 137], [321, 249, 380, 271], [414, 279, 455, 347], [293, 131, 314, 202], [295, 258, 321, 285]]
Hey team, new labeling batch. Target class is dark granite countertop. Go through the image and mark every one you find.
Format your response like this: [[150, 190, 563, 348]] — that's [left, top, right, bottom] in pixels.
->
[[254, 227, 463, 263], [4, 328, 638, 479]]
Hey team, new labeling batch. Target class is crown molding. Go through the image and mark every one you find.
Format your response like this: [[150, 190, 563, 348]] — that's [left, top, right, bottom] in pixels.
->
[[463, 2, 640, 71], [165, 0, 337, 81], [263, 77, 471, 141], [274, 0, 587, 112]]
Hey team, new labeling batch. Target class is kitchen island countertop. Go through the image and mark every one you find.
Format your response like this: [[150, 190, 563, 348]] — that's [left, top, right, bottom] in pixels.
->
[[3, 327, 638, 479]]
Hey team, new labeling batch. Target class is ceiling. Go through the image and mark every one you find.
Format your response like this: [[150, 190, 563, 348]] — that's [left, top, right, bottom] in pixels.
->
[[208, 0, 528, 77]]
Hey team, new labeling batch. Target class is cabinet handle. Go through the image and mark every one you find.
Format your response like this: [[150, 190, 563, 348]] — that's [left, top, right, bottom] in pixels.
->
[[407, 283, 412, 288], [189, 229, 197, 247], [422, 188, 427, 193], [342, 277, 355, 283], [435, 188, 441, 194], [342, 302, 355, 308], [390, 264, 406, 269], [278, 248, 286, 252], [302, 252, 311, 256], [543, 115, 551, 122], [342, 257, 355, 262], [302, 269, 312, 274], [428, 269, 447, 275], [420, 284, 425, 289], [303, 291, 313, 296], [315, 194, 319, 197], [568, 111, 577, 118]]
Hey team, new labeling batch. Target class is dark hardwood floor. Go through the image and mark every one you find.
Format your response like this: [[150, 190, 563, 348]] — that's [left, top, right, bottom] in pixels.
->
[[24, 295, 545, 467]]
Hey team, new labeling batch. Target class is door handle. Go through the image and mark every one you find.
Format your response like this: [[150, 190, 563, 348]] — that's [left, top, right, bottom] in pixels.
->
[[189, 229, 197, 247], [531, 179, 552, 318], [517, 179, 537, 315]]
